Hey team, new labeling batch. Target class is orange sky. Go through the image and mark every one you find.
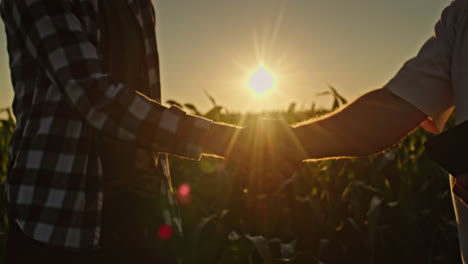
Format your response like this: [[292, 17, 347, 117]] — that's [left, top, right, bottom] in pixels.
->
[[0, 0, 451, 114]]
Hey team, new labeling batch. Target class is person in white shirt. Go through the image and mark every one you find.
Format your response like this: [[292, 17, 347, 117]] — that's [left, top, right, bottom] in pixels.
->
[[232, 0, 468, 262]]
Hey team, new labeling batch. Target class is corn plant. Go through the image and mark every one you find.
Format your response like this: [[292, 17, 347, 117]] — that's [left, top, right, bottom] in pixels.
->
[[0, 88, 461, 263], [0, 107, 14, 262]]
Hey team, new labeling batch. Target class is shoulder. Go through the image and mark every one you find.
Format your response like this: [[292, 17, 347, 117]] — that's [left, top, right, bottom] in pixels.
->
[[444, 0, 468, 24]]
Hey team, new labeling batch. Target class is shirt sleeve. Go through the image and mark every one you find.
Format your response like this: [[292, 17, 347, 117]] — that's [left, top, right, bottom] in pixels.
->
[[8, 0, 211, 159], [384, 0, 461, 131]]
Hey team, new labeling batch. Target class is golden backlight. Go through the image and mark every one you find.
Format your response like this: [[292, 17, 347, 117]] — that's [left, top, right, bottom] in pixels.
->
[[248, 66, 275, 96]]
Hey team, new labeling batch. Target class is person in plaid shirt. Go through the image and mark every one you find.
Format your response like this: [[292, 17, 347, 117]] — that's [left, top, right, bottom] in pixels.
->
[[5, 0, 468, 263], [0, 0, 240, 262]]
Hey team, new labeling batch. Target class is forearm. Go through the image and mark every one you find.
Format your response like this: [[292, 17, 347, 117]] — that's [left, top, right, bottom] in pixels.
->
[[202, 122, 242, 158], [294, 88, 427, 159], [7, 0, 218, 159]]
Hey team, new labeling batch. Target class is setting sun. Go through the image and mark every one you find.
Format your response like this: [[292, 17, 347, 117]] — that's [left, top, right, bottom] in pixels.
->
[[248, 66, 275, 95]]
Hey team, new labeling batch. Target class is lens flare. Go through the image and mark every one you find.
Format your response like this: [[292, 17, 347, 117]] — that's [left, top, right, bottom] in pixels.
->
[[177, 183, 192, 205], [178, 184, 190, 197], [158, 224, 173, 240]]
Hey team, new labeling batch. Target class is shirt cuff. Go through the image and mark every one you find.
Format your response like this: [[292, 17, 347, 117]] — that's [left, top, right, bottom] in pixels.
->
[[167, 106, 212, 160], [384, 80, 454, 132]]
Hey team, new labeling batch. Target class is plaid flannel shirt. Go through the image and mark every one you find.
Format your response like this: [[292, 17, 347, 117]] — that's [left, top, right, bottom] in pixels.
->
[[0, 0, 212, 249]]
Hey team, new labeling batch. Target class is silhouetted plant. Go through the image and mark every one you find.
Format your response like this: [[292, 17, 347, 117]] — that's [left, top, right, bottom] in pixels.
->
[[0, 89, 461, 263]]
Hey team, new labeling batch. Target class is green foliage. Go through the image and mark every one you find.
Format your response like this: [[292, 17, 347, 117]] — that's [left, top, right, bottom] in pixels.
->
[[316, 85, 348, 111], [0, 107, 14, 261], [0, 90, 461, 263]]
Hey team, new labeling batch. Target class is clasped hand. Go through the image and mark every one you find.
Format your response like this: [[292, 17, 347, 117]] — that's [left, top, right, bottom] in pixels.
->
[[226, 119, 307, 194]]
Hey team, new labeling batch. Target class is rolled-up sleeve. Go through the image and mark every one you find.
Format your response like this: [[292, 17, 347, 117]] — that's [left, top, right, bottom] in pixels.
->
[[384, 0, 461, 130], [8, 0, 211, 159]]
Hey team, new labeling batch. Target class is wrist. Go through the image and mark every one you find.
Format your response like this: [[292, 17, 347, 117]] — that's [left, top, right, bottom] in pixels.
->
[[283, 125, 308, 162], [293, 122, 335, 160], [202, 122, 241, 157]]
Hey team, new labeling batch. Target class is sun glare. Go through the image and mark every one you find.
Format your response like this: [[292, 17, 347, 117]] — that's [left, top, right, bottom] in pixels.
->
[[248, 66, 275, 95]]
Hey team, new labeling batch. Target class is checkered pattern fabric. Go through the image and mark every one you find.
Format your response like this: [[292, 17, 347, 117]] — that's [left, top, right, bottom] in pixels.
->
[[1, 0, 212, 249]]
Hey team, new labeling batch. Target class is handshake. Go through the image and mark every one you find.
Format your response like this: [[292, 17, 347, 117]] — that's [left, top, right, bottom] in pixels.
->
[[203, 119, 309, 194]]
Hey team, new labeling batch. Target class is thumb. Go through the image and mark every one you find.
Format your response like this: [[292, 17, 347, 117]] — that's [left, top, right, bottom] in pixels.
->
[[421, 119, 441, 135]]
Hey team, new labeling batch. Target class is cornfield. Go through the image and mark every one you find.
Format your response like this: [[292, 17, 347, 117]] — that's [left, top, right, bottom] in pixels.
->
[[0, 89, 461, 263]]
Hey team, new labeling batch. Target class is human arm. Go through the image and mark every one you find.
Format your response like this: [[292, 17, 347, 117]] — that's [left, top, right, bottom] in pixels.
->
[[229, 87, 442, 166], [293, 0, 466, 159], [248, 0, 462, 161], [293, 88, 428, 159], [5, 0, 239, 159], [229, 88, 429, 164], [202, 122, 242, 157]]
